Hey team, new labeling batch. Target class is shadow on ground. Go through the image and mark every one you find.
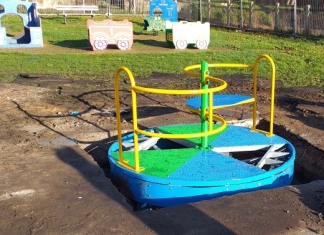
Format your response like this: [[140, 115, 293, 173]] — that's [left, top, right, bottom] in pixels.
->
[[55, 146, 238, 235]]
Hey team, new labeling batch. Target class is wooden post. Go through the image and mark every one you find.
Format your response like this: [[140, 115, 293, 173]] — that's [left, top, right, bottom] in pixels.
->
[[240, 0, 243, 29], [208, 0, 211, 22], [189, 0, 192, 21], [274, 2, 279, 32], [293, 0, 297, 37], [227, 0, 231, 26], [304, 5, 311, 36], [249, 1, 253, 29]]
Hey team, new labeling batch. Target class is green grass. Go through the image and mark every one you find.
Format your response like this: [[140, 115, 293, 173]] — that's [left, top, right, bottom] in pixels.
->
[[0, 16, 323, 88]]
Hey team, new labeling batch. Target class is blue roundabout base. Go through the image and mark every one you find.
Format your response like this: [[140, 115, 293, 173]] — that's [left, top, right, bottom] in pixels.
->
[[108, 124, 296, 209]]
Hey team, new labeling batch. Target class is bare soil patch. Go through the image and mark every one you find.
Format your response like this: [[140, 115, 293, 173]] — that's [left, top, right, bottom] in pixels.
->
[[0, 73, 324, 234]]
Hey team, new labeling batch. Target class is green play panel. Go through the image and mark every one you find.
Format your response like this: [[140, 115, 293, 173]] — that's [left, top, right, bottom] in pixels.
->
[[157, 123, 227, 146], [111, 148, 200, 178]]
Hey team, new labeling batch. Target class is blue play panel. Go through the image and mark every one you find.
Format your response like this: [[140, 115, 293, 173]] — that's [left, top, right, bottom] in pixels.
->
[[0, 0, 43, 48], [168, 150, 265, 181], [148, 0, 178, 22], [186, 94, 254, 110]]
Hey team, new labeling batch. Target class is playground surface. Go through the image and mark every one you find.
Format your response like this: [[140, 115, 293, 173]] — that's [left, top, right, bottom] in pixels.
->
[[0, 73, 324, 234]]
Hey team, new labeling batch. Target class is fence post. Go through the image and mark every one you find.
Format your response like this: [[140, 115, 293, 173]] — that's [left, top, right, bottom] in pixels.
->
[[208, 0, 211, 22], [249, 1, 253, 29], [142, 0, 144, 14], [189, 0, 192, 21], [107, 0, 111, 17], [199, 0, 202, 21], [293, 0, 297, 37], [227, 0, 231, 26], [274, 2, 279, 32], [240, 0, 243, 29], [304, 5, 311, 36]]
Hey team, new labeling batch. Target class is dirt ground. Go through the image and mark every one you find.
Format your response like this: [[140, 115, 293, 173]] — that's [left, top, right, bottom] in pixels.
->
[[1, 72, 324, 235]]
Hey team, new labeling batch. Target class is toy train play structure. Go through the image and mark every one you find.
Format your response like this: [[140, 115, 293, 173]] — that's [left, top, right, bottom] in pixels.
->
[[87, 19, 133, 51], [88, 0, 210, 50], [166, 21, 210, 49], [88, 19, 210, 51], [108, 54, 296, 210], [143, 0, 177, 33], [0, 0, 43, 48]]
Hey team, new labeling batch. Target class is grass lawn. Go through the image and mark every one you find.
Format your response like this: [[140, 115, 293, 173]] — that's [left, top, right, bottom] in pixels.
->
[[0, 15, 323, 89]]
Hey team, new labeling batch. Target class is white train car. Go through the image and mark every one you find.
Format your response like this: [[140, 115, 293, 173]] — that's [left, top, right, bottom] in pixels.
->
[[165, 21, 210, 49]]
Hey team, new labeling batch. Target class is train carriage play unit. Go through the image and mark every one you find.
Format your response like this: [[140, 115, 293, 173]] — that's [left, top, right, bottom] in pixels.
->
[[87, 19, 133, 51], [166, 21, 210, 49]]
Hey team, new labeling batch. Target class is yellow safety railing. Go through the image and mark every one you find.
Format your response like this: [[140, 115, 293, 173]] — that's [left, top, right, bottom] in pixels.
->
[[113, 54, 276, 172], [252, 54, 276, 136], [184, 54, 276, 137]]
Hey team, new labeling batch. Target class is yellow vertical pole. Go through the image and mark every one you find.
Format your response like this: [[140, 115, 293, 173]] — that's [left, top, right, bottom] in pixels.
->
[[114, 67, 142, 172], [131, 84, 141, 172], [252, 63, 258, 131], [114, 70, 124, 163], [208, 90, 213, 131], [268, 56, 276, 136], [253, 54, 276, 136]]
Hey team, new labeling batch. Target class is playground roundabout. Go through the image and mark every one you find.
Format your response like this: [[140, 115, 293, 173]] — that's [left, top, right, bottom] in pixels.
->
[[0, 69, 324, 234]]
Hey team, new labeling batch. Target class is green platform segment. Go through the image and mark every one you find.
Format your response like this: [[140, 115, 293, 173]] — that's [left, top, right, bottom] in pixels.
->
[[157, 123, 227, 146], [111, 148, 200, 178]]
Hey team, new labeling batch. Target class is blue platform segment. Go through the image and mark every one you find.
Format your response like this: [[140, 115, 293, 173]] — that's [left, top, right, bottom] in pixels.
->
[[186, 94, 254, 110], [209, 125, 288, 147], [169, 150, 265, 181], [158, 125, 288, 181]]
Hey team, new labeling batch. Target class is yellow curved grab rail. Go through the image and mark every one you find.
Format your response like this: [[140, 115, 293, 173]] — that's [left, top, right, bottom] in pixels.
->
[[132, 77, 226, 95], [114, 67, 140, 171], [184, 54, 276, 137], [252, 54, 276, 136]]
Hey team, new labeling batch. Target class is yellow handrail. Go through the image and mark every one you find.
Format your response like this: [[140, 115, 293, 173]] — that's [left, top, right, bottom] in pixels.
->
[[252, 54, 276, 136], [114, 67, 141, 172], [184, 54, 276, 136]]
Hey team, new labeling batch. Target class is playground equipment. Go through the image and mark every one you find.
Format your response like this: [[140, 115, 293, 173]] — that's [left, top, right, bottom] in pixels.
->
[[108, 54, 296, 210], [166, 21, 210, 49], [0, 0, 43, 48], [56, 5, 99, 24], [143, 0, 178, 34], [87, 19, 133, 51], [143, 15, 166, 34]]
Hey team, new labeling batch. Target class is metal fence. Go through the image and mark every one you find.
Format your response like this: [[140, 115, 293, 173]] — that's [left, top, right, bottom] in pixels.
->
[[34, 0, 149, 15], [178, 0, 324, 38], [33, 0, 324, 38]]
